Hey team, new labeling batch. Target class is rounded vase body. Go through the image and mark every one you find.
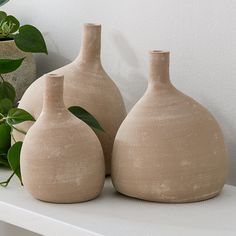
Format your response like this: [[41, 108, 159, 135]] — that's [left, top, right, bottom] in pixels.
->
[[17, 24, 126, 175], [112, 51, 228, 203], [0, 40, 36, 101], [21, 74, 105, 203]]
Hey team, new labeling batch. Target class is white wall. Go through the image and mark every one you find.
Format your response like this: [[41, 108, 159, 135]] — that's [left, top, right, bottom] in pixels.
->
[[2, 0, 236, 185]]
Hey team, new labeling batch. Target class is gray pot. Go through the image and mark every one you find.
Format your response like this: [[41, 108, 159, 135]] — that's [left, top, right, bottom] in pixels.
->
[[0, 39, 36, 101]]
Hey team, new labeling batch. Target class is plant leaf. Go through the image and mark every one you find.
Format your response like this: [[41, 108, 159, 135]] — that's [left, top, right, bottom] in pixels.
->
[[0, 148, 7, 155], [0, 81, 16, 102], [0, 148, 9, 168], [6, 108, 35, 125], [0, 11, 7, 22], [0, 58, 25, 74], [0, 0, 9, 7], [0, 123, 11, 152], [14, 25, 48, 54], [7, 141, 22, 182], [0, 158, 10, 168], [68, 106, 104, 132], [0, 98, 13, 115], [4, 15, 20, 33], [0, 148, 10, 168]]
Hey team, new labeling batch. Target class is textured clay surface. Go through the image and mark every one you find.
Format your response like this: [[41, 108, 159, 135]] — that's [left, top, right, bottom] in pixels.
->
[[21, 74, 105, 203], [16, 24, 126, 175], [112, 51, 228, 203]]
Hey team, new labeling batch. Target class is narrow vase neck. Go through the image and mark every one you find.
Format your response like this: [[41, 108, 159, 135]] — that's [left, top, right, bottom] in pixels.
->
[[42, 74, 65, 113], [148, 51, 171, 87], [75, 23, 101, 64]]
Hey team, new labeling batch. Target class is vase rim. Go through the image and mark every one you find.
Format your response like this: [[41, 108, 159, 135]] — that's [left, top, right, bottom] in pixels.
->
[[46, 73, 64, 78], [150, 50, 170, 54], [84, 23, 101, 27]]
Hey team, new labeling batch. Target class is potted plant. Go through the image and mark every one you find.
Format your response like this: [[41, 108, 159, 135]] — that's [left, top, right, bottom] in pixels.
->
[[0, 0, 47, 185], [0, 3, 48, 100]]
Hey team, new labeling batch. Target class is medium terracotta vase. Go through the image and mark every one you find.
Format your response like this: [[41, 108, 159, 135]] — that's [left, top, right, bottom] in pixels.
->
[[20, 74, 105, 203], [112, 50, 228, 203], [0, 39, 36, 101], [16, 23, 127, 175]]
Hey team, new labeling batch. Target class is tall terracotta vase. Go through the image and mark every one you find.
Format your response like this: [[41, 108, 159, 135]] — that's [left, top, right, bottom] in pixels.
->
[[16, 23, 126, 175], [112, 50, 228, 203], [21, 74, 105, 203]]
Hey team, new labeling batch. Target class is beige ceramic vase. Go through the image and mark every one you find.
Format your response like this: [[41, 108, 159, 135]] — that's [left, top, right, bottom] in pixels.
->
[[16, 23, 126, 175], [21, 74, 105, 203], [0, 40, 36, 101], [112, 50, 228, 203]]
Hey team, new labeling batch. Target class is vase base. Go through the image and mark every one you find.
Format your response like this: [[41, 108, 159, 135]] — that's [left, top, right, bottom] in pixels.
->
[[116, 189, 222, 203], [31, 192, 102, 204]]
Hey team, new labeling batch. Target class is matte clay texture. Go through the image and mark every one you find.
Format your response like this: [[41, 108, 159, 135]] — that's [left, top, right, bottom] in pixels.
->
[[16, 24, 126, 175], [112, 51, 228, 203], [21, 74, 105, 203], [0, 40, 36, 101]]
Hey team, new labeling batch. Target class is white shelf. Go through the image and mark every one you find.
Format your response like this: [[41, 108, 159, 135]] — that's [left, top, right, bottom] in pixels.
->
[[0, 169, 235, 236]]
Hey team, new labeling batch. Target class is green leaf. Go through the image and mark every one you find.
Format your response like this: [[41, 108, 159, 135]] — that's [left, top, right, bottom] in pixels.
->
[[4, 15, 20, 33], [0, 58, 25, 74], [0, 123, 11, 152], [6, 108, 35, 125], [14, 25, 48, 54], [0, 0, 9, 7], [0, 81, 16, 102], [0, 158, 10, 168], [7, 141, 22, 182], [0, 149, 10, 168], [0, 98, 13, 115], [0, 148, 10, 168], [0, 11, 7, 22], [68, 106, 104, 132], [0, 148, 7, 155]]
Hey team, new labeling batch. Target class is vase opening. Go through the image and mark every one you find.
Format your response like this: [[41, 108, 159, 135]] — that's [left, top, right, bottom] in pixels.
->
[[47, 73, 63, 78], [151, 50, 169, 54], [84, 23, 101, 27]]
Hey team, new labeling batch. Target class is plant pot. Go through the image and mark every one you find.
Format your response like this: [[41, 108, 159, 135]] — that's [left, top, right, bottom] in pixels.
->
[[16, 23, 126, 175], [0, 39, 36, 101], [20, 73, 105, 203], [112, 50, 228, 203]]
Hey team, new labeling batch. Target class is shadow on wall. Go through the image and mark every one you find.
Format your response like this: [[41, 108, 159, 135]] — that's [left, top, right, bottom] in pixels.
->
[[204, 97, 236, 186], [111, 31, 139, 68], [110, 30, 147, 111], [33, 32, 73, 77], [228, 141, 236, 185], [35, 52, 71, 77]]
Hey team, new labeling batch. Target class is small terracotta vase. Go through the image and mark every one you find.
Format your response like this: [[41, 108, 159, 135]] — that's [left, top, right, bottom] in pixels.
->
[[0, 39, 36, 101], [112, 50, 228, 203], [16, 23, 127, 175], [21, 74, 105, 203]]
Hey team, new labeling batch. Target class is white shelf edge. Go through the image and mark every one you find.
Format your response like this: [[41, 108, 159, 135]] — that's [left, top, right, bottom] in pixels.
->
[[0, 201, 103, 236]]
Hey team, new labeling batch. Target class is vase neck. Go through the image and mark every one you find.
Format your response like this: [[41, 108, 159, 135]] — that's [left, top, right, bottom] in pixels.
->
[[148, 51, 171, 87], [42, 74, 65, 113], [75, 23, 101, 64]]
